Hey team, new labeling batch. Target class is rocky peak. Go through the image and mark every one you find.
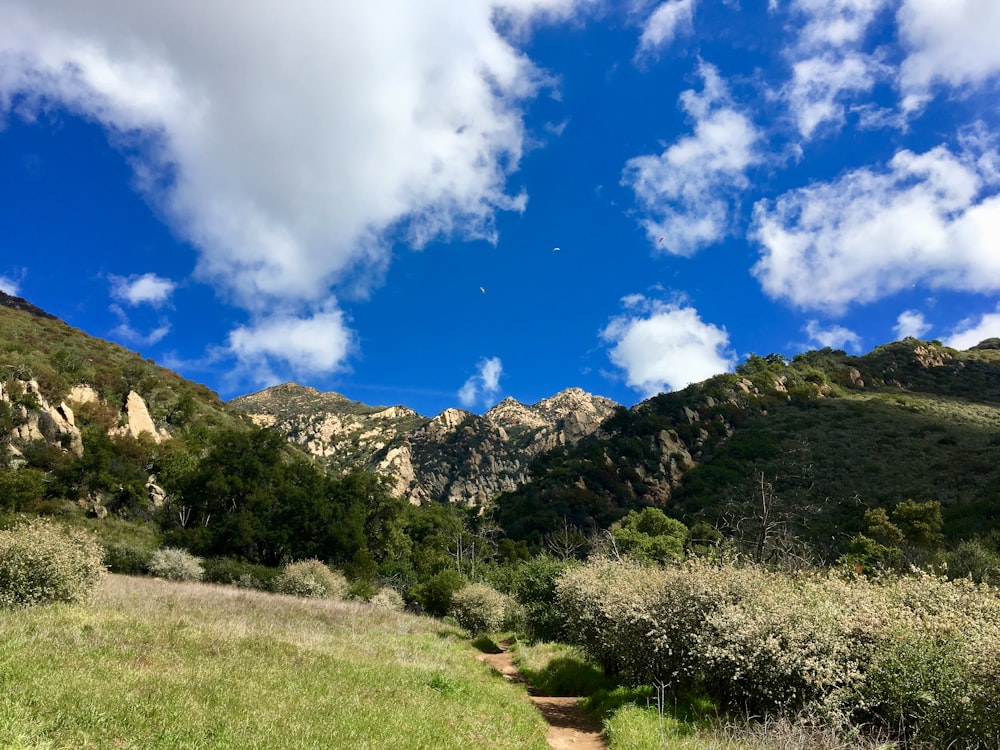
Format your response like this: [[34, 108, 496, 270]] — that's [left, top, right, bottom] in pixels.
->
[[485, 397, 549, 431], [230, 383, 621, 508]]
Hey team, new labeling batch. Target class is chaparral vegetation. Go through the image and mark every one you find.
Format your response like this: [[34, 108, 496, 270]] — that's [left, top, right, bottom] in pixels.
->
[[2, 297, 1000, 747]]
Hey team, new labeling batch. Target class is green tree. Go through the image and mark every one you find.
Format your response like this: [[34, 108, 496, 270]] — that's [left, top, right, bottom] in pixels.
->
[[610, 507, 687, 564]]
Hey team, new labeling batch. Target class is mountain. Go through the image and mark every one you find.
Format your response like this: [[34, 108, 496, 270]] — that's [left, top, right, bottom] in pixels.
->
[[230, 383, 620, 506], [492, 339, 1000, 552], [4, 289, 1000, 561]]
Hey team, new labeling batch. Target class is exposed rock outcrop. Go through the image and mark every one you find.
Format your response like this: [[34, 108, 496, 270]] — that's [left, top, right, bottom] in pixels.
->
[[230, 384, 621, 506]]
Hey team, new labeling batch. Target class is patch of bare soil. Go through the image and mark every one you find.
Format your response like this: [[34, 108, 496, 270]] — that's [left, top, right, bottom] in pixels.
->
[[475, 644, 607, 750]]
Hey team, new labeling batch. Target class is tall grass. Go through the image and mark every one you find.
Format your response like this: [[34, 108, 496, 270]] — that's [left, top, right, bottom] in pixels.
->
[[0, 574, 548, 749]]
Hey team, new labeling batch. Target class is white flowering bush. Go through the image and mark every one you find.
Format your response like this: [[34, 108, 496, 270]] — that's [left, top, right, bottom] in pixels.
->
[[369, 586, 405, 612], [148, 547, 204, 582], [554, 558, 1000, 747], [0, 518, 106, 608], [852, 573, 1000, 747], [555, 557, 674, 683], [448, 582, 519, 633], [274, 559, 347, 599]]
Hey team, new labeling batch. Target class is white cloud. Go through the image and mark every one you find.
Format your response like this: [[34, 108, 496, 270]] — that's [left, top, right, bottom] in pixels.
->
[[0, 1, 590, 378], [898, 0, 1000, 104], [108, 303, 171, 346], [636, 0, 696, 58], [0, 275, 20, 296], [945, 306, 1000, 350], [110, 272, 176, 307], [750, 143, 1000, 311], [228, 308, 355, 386], [458, 357, 503, 408], [601, 296, 736, 396], [893, 309, 932, 339], [804, 320, 862, 351], [621, 63, 763, 255], [779, 0, 893, 139]]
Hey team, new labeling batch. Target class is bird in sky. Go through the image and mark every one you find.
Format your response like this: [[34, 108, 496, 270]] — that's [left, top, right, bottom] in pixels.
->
[[553, 246, 560, 251], [480, 286, 486, 294], [658, 237, 664, 243]]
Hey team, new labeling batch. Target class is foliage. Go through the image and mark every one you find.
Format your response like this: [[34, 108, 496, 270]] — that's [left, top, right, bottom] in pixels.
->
[[448, 582, 519, 634], [408, 568, 466, 617], [489, 554, 578, 642], [199, 556, 279, 590], [610, 507, 687, 564], [555, 557, 1000, 747], [369, 586, 405, 612], [274, 559, 348, 599], [0, 517, 106, 608], [148, 547, 205, 582], [103, 539, 154, 575]]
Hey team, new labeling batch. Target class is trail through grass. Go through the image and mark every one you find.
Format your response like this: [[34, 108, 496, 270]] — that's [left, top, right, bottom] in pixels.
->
[[0, 575, 548, 749]]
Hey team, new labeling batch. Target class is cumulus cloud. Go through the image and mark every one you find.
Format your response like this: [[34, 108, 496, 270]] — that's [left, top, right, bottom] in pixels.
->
[[898, 0, 1000, 108], [750, 142, 1000, 311], [945, 306, 1000, 350], [228, 308, 355, 387], [601, 295, 736, 397], [621, 63, 763, 254], [0, 1, 586, 377], [805, 320, 862, 351], [893, 309, 932, 339], [636, 0, 697, 58], [109, 272, 176, 307], [458, 357, 504, 408], [778, 0, 893, 139]]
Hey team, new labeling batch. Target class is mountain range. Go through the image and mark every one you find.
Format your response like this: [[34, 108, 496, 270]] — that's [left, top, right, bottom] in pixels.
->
[[3, 289, 1000, 555]]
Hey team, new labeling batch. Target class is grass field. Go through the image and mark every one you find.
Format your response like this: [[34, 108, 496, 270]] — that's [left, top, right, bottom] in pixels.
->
[[0, 575, 548, 749]]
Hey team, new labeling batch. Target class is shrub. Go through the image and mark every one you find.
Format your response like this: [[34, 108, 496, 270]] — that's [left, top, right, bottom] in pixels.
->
[[369, 586, 405, 612], [496, 555, 577, 642], [273, 559, 347, 599], [148, 547, 204, 582], [407, 568, 465, 617], [448, 582, 519, 633], [201, 557, 279, 591], [556, 557, 1000, 748], [103, 540, 153, 575], [0, 517, 106, 608]]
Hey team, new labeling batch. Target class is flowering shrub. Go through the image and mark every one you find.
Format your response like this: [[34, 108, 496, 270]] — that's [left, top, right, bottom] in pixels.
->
[[0, 518, 106, 608], [554, 558, 1000, 747], [448, 582, 519, 633], [369, 586, 405, 612], [273, 559, 347, 599], [148, 547, 204, 582]]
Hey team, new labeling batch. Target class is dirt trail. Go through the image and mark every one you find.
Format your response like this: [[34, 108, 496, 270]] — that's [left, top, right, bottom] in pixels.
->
[[475, 644, 607, 750]]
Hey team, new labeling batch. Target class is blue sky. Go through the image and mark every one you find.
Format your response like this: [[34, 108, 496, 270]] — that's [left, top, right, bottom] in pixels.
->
[[2, 1, 999, 417]]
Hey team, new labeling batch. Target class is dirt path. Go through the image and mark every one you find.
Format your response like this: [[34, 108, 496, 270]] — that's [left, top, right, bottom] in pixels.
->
[[475, 645, 607, 750]]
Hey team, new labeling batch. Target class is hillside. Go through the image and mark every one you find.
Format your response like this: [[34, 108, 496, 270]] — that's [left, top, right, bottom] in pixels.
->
[[0, 291, 251, 517], [4, 290, 1000, 562], [494, 339, 1000, 554]]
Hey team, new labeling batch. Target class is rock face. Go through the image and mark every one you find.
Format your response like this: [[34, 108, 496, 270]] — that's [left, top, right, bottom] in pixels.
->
[[230, 383, 621, 506], [1, 379, 84, 461], [2, 380, 168, 466]]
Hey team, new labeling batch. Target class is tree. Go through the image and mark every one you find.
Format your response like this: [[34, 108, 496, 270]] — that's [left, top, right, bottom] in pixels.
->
[[610, 507, 687, 564]]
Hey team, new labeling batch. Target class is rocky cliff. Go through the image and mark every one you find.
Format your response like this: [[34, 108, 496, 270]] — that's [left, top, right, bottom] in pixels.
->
[[230, 383, 621, 505]]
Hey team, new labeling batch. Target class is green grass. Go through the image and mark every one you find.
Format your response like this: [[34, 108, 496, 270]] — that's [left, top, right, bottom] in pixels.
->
[[512, 641, 612, 696], [0, 575, 548, 749]]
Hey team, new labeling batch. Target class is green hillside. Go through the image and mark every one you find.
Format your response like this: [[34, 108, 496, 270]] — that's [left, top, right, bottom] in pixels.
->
[[494, 339, 1000, 559], [0, 291, 237, 431]]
